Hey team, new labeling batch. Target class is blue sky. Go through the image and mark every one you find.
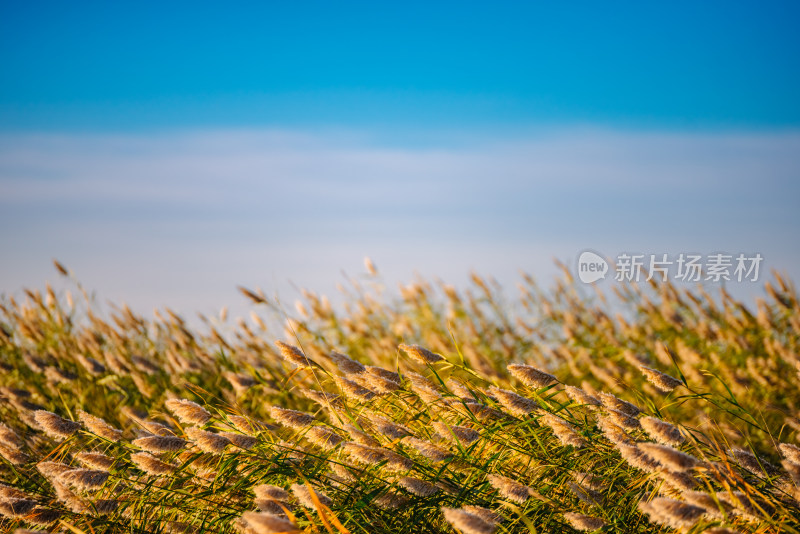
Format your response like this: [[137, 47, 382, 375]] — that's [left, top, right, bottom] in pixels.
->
[[1, 2, 799, 322], [2, 2, 799, 130]]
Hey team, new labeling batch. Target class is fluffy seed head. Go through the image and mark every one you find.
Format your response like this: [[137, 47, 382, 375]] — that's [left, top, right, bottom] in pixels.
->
[[343, 424, 381, 447], [275, 341, 314, 368], [441, 507, 497, 534], [373, 492, 409, 510], [366, 414, 413, 440], [432, 421, 480, 446], [640, 416, 684, 447], [132, 435, 187, 453], [77, 411, 123, 441], [328, 351, 365, 374], [486, 474, 533, 504], [239, 511, 300, 534], [638, 443, 700, 471], [404, 437, 452, 462], [639, 366, 683, 392], [564, 512, 607, 531], [185, 427, 231, 454], [728, 447, 778, 475], [36, 461, 73, 480], [335, 377, 376, 401], [74, 452, 114, 471], [779, 443, 800, 464], [0, 422, 23, 449], [564, 385, 601, 406], [223, 372, 257, 395], [33, 410, 81, 439], [0, 442, 29, 465], [219, 431, 258, 449], [253, 484, 290, 501], [342, 442, 387, 465], [507, 364, 557, 388], [269, 406, 315, 429], [165, 399, 212, 425], [398, 476, 439, 497], [305, 426, 344, 450], [598, 392, 641, 416], [0, 498, 37, 518], [399, 343, 445, 364], [540, 413, 586, 448], [58, 468, 109, 491], [130, 452, 176, 476], [488, 386, 538, 417], [616, 443, 661, 472], [291, 483, 332, 508], [638, 497, 704, 529], [461, 505, 503, 525]]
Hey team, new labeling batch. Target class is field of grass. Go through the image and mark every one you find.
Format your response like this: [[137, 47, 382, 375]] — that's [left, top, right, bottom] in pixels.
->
[[1, 260, 799, 534]]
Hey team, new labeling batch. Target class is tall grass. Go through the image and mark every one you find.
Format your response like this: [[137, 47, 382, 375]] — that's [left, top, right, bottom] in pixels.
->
[[0, 260, 798, 533]]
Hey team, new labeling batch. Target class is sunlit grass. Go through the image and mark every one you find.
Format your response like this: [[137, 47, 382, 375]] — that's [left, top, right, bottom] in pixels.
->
[[0, 260, 798, 533]]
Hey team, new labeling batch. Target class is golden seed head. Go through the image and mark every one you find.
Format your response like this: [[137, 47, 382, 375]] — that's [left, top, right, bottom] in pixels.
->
[[0, 442, 29, 465], [239, 511, 299, 534], [507, 364, 557, 388], [223, 371, 257, 395], [77, 411, 123, 442], [132, 435, 187, 453], [253, 484, 290, 501], [342, 441, 386, 465], [269, 406, 315, 429], [0, 498, 37, 518], [398, 343, 445, 364], [0, 422, 24, 449], [342, 424, 381, 447], [328, 351, 366, 374], [441, 507, 498, 534], [185, 427, 231, 454], [460, 505, 502, 525], [33, 410, 81, 439], [779, 443, 800, 464], [597, 392, 641, 416], [373, 492, 409, 510], [639, 366, 683, 392], [58, 468, 109, 491], [219, 431, 258, 450], [397, 476, 439, 497], [335, 376, 376, 401], [637, 497, 704, 529], [304, 426, 344, 450], [290, 483, 332, 508], [275, 341, 314, 368], [432, 421, 480, 446], [365, 414, 413, 440], [539, 413, 585, 448], [563, 512, 607, 532], [130, 452, 176, 476], [403, 437, 452, 462], [640, 416, 684, 447], [486, 474, 533, 504], [164, 399, 212, 425], [728, 447, 777, 475], [74, 452, 114, 471], [36, 461, 73, 480], [638, 443, 700, 471]]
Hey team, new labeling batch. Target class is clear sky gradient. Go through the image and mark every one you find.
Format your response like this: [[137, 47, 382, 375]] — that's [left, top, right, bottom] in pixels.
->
[[2, 2, 799, 129], [1, 2, 799, 322]]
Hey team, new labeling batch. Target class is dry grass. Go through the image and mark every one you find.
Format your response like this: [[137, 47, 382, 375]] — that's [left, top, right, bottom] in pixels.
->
[[0, 260, 799, 533]]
